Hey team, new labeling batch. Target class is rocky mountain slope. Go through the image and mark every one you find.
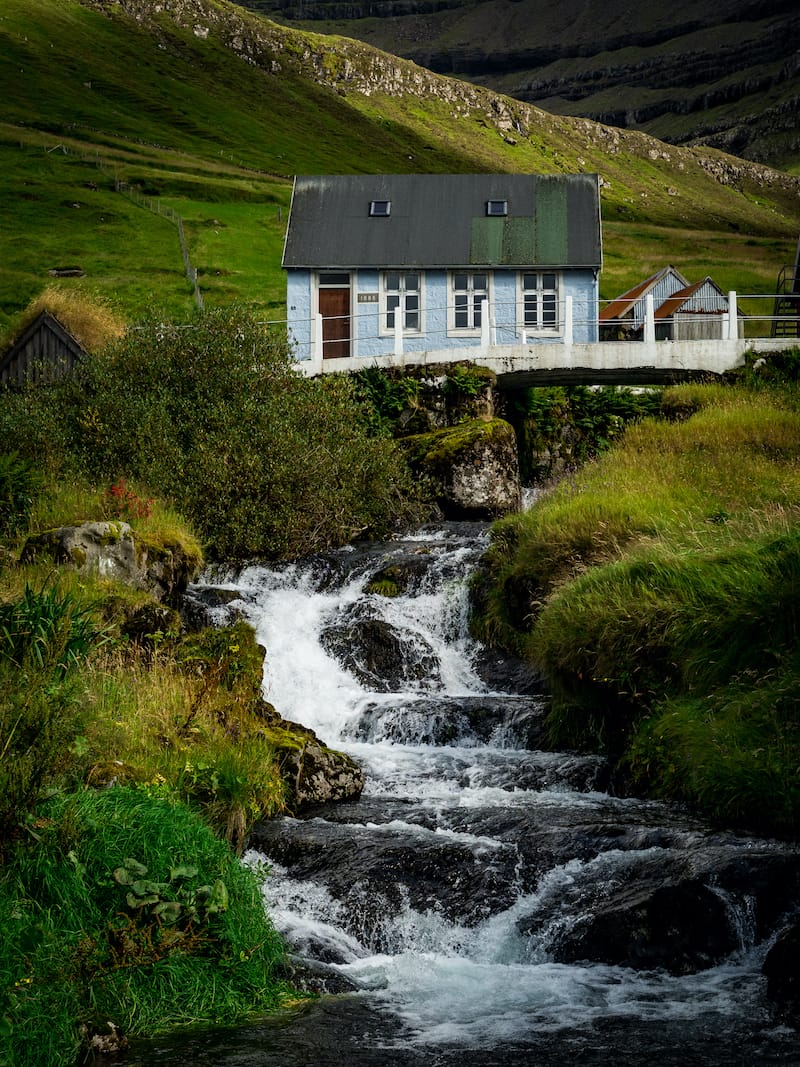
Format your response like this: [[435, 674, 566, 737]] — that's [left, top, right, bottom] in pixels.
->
[[230, 0, 800, 170]]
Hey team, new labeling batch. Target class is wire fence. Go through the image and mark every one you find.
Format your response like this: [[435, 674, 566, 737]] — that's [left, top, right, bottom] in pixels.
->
[[40, 142, 203, 310], [114, 181, 203, 311]]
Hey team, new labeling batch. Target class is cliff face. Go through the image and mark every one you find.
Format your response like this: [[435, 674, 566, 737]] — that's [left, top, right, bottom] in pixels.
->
[[229, 0, 800, 169]]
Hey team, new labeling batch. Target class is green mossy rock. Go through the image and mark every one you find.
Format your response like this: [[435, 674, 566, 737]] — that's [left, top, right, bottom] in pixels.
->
[[402, 417, 521, 519]]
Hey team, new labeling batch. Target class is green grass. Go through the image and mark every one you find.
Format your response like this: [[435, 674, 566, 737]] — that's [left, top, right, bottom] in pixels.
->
[[0, 786, 291, 1067], [474, 373, 800, 832]]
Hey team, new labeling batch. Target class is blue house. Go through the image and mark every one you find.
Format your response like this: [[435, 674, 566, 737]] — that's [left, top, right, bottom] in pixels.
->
[[282, 173, 602, 364]]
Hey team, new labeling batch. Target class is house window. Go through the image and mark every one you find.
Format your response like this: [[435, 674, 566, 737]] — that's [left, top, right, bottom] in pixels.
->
[[383, 272, 421, 332], [451, 272, 488, 331], [486, 200, 508, 217], [370, 200, 391, 217], [521, 272, 559, 331]]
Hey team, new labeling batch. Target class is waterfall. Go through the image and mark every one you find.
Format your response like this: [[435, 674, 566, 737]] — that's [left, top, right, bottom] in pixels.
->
[[149, 522, 800, 1066]]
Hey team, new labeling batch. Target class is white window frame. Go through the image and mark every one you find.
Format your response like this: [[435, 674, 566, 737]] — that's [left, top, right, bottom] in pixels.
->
[[517, 270, 561, 335], [380, 271, 424, 336], [447, 271, 491, 336]]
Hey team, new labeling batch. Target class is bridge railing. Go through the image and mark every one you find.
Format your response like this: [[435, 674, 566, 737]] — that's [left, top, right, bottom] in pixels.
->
[[273, 289, 800, 369]]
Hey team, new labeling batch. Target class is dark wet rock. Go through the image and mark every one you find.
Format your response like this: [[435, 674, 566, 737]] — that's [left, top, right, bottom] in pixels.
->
[[249, 815, 521, 935], [365, 555, 432, 597], [281, 955, 360, 995], [763, 920, 800, 1015], [321, 606, 441, 692], [181, 584, 253, 629], [471, 644, 543, 696], [345, 695, 549, 748], [546, 877, 740, 974], [535, 848, 800, 975]]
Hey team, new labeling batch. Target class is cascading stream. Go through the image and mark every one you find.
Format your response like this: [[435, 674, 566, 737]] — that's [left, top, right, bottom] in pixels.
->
[[138, 523, 800, 1066]]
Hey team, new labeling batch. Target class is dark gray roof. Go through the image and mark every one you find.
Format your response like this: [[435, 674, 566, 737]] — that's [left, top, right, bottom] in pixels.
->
[[282, 174, 602, 270]]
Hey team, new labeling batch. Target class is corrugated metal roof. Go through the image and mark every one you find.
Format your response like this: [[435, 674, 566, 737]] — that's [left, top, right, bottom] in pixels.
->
[[655, 278, 727, 319], [282, 174, 602, 270]]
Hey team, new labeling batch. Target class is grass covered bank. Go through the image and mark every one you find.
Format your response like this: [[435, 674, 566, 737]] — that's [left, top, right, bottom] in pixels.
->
[[472, 364, 800, 834], [0, 476, 313, 1063]]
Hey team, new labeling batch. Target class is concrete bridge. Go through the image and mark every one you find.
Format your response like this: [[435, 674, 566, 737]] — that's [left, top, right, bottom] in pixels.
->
[[295, 291, 791, 387]]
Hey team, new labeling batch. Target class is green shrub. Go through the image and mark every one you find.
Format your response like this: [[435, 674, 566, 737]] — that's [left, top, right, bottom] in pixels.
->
[[353, 366, 421, 436], [0, 453, 42, 534], [0, 308, 419, 560]]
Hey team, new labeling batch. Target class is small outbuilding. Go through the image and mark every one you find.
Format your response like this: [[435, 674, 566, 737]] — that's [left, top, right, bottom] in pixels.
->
[[600, 267, 734, 341], [282, 173, 603, 362], [0, 310, 87, 385]]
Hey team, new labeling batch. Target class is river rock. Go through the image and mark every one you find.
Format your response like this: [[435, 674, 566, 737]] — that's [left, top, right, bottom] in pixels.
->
[[762, 920, 800, 1015], [321, 605, 441, 692], [537, 848, 800, 976], [401, 417, 521, 519], [20, 521, 200, 602], [547, 877, 739, 974], [281, 736, 365, 810]]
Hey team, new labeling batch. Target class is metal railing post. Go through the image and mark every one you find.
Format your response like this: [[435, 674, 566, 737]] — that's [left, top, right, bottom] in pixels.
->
[[727, 292, 738, 340]]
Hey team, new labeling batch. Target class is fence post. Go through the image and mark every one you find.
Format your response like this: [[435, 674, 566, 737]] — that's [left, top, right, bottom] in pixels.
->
[[393, 317, 404, 361], [564, 295, 574, 346], [480, 299, 490, 349], [314, 314, 325, 371], [644, 294, 656, 344], [727, 292, 738, 340]]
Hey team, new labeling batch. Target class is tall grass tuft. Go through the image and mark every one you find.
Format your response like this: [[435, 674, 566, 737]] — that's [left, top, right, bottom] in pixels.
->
[[3, 286, 126, 354]]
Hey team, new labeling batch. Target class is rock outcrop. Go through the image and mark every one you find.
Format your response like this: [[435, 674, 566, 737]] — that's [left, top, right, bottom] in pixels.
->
[[402, 417, 521, 519], [20, 521, 201, 602]]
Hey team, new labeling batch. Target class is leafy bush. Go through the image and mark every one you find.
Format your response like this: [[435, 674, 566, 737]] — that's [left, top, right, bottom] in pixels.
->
[[0, 308, 418, 559], [353, 366, 421, 436], [0, 453, 42, 534]]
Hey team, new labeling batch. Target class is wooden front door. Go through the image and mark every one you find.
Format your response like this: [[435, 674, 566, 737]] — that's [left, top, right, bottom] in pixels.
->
[[319, 284, 351, 359]]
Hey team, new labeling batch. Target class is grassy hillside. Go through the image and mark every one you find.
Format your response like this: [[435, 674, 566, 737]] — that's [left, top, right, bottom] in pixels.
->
[[234, 0, 800, 172], [1, 0, 799, 337]]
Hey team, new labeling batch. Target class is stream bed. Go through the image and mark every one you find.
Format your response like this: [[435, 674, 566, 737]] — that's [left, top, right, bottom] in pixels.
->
[[130, 523, 800, 1066]]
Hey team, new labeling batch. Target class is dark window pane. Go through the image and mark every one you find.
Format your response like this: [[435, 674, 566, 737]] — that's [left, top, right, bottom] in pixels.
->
[[523, 273, 537, 291], [405, 274, 419, 291], [543, 273, 557, 290], [454, 273, 469, 292], [386, 273, 400, 292], [473, 274, 487, 291], [319, 272, 349, 286]]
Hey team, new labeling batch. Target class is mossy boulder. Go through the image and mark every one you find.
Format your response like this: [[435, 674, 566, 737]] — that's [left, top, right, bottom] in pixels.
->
[[402, 417, 521, 519], [20, 521, 201, 602]]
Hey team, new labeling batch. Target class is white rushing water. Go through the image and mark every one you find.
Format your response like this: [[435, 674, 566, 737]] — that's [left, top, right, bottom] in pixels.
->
[[191, 524, 797, 1064]]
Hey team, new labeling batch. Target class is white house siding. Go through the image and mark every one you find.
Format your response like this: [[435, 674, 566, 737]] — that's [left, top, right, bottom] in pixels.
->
[[286, 270, 313, 360]]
